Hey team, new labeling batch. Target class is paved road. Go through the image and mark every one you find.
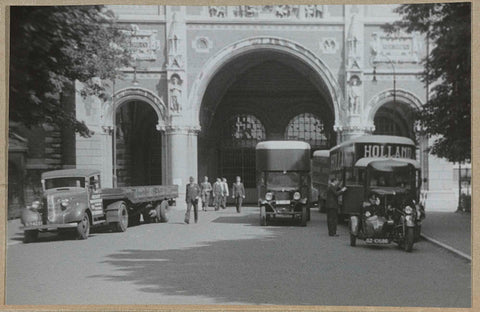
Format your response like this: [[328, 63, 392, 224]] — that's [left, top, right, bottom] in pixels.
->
[[6, 207, 471, 307]]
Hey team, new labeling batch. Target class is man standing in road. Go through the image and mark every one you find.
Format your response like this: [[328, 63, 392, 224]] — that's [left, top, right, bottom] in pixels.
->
[[200, 176, 212, 211], [212, 178, 223, 211], [326, 177, 347, 236], [231, 176, 246, 213], [185, 176, 201, 224], [221, 177, 229, 209]]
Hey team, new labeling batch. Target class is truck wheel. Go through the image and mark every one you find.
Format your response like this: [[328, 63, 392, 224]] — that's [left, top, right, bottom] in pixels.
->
[[76, 213, 90, 240], [260, 206, 267, 226], [112, 203, 129, 232], [350, 234, 356, 247], [157, 203, 168, 223], [23, 230, 38, 243], [300, 206, 307, 227], [404, 227, 414, 252]]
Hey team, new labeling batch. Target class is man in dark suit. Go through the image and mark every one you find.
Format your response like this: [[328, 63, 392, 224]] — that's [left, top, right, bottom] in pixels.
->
[[231, 176, 246, 213], [185, 176, 201, 224], [326, 177, 347, 236]]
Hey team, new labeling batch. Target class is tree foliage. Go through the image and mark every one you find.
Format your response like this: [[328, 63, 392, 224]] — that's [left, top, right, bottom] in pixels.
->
[[9, 6, 133, 136], [386, 3, 471, 162]]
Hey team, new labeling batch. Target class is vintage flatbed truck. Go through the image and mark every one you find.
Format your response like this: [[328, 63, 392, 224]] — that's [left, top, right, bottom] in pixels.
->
[[20, 169, 178, 243]]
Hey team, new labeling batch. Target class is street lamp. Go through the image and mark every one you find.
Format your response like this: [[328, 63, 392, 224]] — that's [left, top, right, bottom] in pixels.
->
[[372, 53, 396, 107]]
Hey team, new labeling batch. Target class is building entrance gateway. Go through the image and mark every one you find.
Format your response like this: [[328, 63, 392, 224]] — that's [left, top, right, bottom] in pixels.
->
[[198, 50, 336, 203]]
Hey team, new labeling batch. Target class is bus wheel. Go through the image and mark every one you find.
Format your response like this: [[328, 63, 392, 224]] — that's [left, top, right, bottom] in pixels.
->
[[300, 206, 307, 227], [260, 206, 267, 226]]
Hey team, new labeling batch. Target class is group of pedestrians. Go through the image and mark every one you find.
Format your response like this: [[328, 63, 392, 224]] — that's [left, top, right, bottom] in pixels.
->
[[185, 175, 245, 224]]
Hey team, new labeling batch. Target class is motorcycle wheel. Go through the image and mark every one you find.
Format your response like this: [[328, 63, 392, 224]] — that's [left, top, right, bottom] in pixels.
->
[[350, 234, 356, 247], [260, 206, 267, 226], [404, 227, 414, 252]]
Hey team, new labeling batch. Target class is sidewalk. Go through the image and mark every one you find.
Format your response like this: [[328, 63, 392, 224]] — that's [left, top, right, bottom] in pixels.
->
[[421, 211, 471, 257]]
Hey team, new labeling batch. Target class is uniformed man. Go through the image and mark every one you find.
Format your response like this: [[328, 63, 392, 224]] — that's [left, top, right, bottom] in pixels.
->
[[185, 176, 201, 224], [231, 176, 246, 213], [200, 176, 212, 211], [212, 178, 223, 211], [326, 177, 347, 236]]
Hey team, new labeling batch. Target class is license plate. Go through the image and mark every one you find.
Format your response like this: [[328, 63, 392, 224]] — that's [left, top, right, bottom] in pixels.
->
[[276, 200, 290, 205], [26, 221, 43, 227], [365, 238, 389, 244]]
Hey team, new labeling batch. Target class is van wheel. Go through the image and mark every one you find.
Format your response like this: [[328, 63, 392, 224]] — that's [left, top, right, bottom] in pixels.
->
[[300, 206, 307, 227], [306, 207, 311, 221], [76, 213, 90, 240], [23, 230, 38, 243], [350, 234, 356, 247], [112, 203, 129, 232], [404, 227, 414, 252]]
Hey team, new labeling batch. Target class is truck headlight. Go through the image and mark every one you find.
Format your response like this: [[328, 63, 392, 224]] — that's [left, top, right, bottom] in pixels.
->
[[404, 206, 413, 214], [293, 192, 301, 200], [60, 199, 70, 210], [365, 211, 371, 217], [265, 192, 273, 201]]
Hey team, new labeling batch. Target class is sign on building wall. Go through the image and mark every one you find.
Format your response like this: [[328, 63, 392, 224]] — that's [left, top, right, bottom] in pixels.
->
[[129, 25, 161, 61], [370, 32, 421, 63]]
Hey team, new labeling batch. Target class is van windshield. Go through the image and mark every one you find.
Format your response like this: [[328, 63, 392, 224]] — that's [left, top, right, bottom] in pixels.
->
[[266, 172, 300, 190], [44, 177, 86, 190]]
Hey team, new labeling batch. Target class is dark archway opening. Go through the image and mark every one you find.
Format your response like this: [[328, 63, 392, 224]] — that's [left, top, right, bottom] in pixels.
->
[[115, 101, 162, 186], [198, 51, 335, 202], [373, 101, 416, 140]]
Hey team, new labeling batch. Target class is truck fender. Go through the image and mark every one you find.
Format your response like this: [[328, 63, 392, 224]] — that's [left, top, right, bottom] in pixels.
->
[[64, 203, 89, 223], [350, 215, 359, 236], [105, 201, 127, 224]]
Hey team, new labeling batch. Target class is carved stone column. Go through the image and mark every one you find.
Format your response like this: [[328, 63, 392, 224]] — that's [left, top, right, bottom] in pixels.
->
[[164, 125, 200, 210]]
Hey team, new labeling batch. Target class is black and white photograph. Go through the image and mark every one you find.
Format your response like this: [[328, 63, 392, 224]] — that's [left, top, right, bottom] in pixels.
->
[[5, 2, 472, 309]]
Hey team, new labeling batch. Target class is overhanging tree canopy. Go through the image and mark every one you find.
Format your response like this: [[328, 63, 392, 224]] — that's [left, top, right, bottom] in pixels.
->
[[9, 6, 133, 136], [386, 3, 471, 163]]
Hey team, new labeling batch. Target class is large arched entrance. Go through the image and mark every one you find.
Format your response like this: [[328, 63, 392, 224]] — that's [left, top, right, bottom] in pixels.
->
[[114, 101, 163, 187], [198, 49, 337, 202]]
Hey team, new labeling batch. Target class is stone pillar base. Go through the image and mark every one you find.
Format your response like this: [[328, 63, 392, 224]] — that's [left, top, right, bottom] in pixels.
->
[[424, 190, 457, 212]]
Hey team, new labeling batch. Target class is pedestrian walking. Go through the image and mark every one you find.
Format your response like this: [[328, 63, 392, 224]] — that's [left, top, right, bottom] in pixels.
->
[[200, 176, 212, 211], [326, 177, 347, 236], [212, 178, 223, 211], [185, 176, 201, 224], [221, 177, 229, 209], [231, 176, 246, 213]]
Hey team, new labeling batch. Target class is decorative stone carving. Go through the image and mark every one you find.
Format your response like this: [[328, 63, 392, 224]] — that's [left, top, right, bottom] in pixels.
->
[[168, 74, 183, 114], [167, 13, 184, 69], [347, 75, 362, 115], [305, 5, 324, 18], [129, 24, 161, 61], [320, 38, 338, 54], [192, 36, 213, 53], [347, 11, 362, 70], [208, 6, 226, 17]]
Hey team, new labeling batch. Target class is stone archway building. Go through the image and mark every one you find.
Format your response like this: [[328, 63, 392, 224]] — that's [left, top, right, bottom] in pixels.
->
[[74, 4, 457, 211]]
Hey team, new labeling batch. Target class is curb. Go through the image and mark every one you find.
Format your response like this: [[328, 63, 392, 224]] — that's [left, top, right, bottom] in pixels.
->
[[421, 234, 471, 262]]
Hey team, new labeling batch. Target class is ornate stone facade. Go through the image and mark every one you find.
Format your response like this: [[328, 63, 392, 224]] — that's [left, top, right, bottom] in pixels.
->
[[71, 4, 457, 211]]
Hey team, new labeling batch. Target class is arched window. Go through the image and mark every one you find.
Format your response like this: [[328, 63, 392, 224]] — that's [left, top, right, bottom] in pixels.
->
[[222, 114, 266, 147], [219, 114, 265, 187], [285, 113, 328, 150]]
